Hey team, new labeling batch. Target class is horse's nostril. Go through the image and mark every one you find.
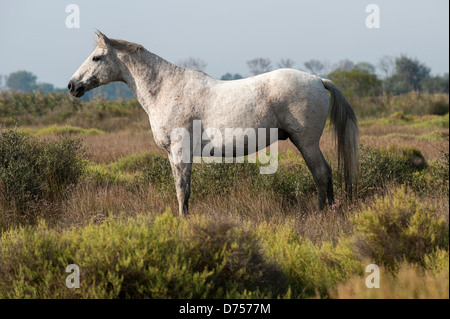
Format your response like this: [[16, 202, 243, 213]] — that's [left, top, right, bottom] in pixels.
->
[[67, 82, 73, 91]]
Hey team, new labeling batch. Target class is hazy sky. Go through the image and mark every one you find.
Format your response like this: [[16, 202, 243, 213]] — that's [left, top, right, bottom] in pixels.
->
[[0, 0, 448, 88]]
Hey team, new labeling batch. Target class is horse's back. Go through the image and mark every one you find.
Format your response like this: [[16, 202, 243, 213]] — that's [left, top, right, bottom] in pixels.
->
[[202, 69, 328, 131]]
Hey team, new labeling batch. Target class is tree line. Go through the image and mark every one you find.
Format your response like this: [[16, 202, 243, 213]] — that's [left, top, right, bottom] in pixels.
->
[[1, 54, 448, 100]]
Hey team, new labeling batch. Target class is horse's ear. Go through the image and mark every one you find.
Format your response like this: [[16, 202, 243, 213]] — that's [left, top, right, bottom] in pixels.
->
[[95, 30, 110, 46]]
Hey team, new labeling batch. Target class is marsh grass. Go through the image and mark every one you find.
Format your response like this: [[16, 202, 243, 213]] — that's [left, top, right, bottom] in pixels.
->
[[0, 92, 448, 298]]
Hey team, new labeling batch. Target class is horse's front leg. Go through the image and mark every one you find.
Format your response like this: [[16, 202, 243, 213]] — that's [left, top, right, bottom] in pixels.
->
[[169, 158, 192, 216]]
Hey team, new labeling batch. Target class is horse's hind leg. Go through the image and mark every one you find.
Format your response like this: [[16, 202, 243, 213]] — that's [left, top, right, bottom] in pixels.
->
[[290, 137, 333, 210], [321, 151, 334, 206]]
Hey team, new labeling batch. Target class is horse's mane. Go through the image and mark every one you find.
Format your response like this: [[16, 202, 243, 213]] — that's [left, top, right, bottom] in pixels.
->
[[96, 37, 145, 54]]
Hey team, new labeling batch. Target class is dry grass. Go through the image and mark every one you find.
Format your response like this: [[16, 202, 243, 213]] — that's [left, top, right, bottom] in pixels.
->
[[74, 123, 448, 165], [81, 129, 165, 163], [59, 182, 174, 228], [331, 263, 449, 299]]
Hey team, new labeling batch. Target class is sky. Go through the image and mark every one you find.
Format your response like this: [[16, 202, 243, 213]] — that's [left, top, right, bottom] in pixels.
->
[[0, 0, 448, 88]]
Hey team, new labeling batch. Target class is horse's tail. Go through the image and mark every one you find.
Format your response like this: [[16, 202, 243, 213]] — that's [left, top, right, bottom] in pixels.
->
[[321, 78, 359, 199]]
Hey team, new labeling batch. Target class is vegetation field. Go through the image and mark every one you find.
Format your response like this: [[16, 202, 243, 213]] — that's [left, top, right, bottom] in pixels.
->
[[0, 91, 448, 299]]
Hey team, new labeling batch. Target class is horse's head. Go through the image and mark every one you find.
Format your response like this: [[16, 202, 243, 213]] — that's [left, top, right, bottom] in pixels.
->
[[68, 31, 122, 98]]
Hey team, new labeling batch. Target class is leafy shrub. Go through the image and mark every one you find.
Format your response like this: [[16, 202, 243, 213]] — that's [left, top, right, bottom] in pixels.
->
[[428, 98, 449, 115], [358, 145, 426, 197], [83, 162, 135, 186], [0, 91, 81, 126], [327, 67, 382, 98], [192, 160, 260, 198], [412, 159, 449, 196], [31, 125, 104, 136], [0, 211, 285, 298], [352, 187, 449, 272], [256, 223, 362, 298], [139, 155, 174, 195], [0, 128, 85, 224], [259, 161, 316, 203], [0, 91, 145, 132]]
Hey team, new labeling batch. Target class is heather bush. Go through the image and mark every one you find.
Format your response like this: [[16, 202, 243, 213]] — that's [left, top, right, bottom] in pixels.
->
[[352, 187, 449, 272], [0, 129, 85, 224]]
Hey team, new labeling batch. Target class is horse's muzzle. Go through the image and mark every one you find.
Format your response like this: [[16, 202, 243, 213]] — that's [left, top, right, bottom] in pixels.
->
[[67, 81, 86, 98]]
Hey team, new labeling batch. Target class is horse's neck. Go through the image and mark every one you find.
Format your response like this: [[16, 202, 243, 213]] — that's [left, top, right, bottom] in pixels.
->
[[119, 50, 184, 112]]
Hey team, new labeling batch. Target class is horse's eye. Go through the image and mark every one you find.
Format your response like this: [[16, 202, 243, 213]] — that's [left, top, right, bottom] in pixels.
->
[[92, 56, 102, 62]]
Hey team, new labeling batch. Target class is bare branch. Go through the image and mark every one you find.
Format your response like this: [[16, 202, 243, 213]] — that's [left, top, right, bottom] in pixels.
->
[[177, 57, 207, 71], [277, 58, 295, 69], [247, 58, 272, 76]]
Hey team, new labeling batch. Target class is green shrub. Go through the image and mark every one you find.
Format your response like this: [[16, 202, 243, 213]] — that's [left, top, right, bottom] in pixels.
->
[[0, 91, 81, 126], [352, 187, 449, 272], [412, 159, 449, 196], [427, 96, 449, 115], [256, 223, 363, 298], [0, 211, 285, 298], [259, 161, 316, 203], [109, 152, 152, 172], [139, 155, 174, 195], [32, 126, 104, 136], [83, 162, 135, 186], [0, 128, 85, 224], [192, 160, 260, 198], [358, 145, 426, 197]]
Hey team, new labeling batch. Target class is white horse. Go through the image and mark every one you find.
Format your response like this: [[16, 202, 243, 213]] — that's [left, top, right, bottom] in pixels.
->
[[68, 31, 358, 216]]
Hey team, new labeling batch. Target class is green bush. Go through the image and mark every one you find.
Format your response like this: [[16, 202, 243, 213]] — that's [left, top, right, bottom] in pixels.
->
[[192, 160, 260, 198], [0, 211, 285, 298], [139, 155, 174, 195], [0, 129, 85, 224], [260, 161, 316, 203], [327, 67, 382, 98], [427, 97, 449, 115], [0, 91, 81, 126], [412, 159, 449, 196], [31, 125, 104, 136], [256, 222, 363, 298], [352, 187, 449, 272], [358, 145, 426, 197], [0, 210, 367, 299]]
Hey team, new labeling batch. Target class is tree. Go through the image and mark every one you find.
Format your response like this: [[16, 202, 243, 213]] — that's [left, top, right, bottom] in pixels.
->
[[327, 67, 382, 97], [6, 71, 37, 92], [335, 59, 355, 71], [177, 57, 207, 71], [384, 55, 431, 94], [220, 73, 243, 81], [90, 82, 133, 100], [277, 58, 295, 69], [247, 58, 272, 76], [37, 83, 54, 93], [420, 73, 449, 94], [378, 55, 395, 78], [355, 62, 376, 74], [303, 59, 324, 76]]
